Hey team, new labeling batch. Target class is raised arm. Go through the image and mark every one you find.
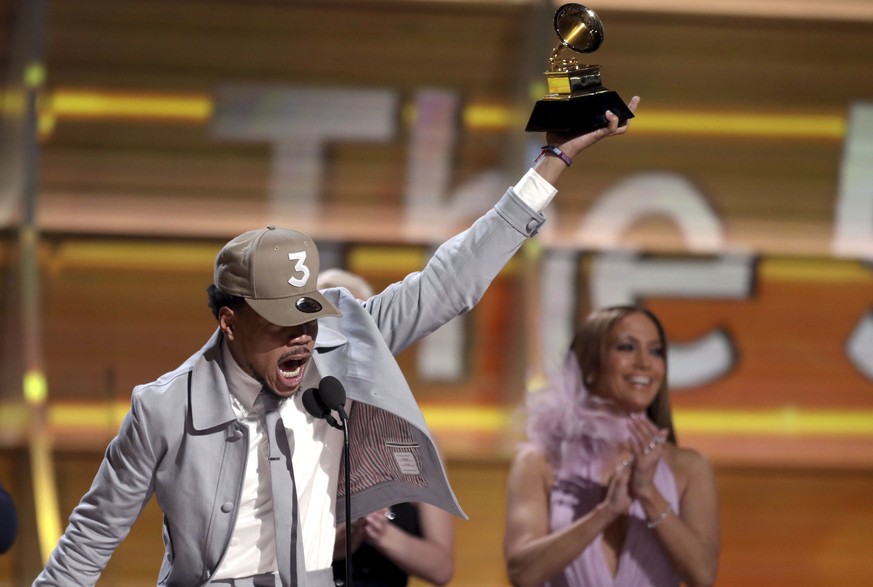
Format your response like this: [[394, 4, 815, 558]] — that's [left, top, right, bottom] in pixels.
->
[[367, 98, 641, 355]]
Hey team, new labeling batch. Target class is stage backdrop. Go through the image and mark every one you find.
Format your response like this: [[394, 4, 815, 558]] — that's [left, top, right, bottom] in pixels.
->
[[1, 0, 873, 584], [0, 0, 866, 465]]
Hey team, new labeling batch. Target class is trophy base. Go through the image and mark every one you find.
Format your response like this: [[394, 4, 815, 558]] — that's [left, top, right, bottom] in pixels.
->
[[525, 90, 635, 134]]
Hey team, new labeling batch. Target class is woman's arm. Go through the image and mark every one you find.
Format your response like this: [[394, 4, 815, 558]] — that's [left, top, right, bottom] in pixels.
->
[[359, 503, 455, 586], [629, 416, 720, 587], [503, 445, 630, 587], [639, 449, 720, 587]]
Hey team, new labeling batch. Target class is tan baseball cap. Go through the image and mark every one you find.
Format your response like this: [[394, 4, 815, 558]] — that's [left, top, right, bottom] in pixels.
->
[[214, 226, 342, 326]]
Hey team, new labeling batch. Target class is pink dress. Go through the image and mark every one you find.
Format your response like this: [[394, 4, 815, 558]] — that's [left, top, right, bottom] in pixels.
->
[[545, 416, 681, 587]]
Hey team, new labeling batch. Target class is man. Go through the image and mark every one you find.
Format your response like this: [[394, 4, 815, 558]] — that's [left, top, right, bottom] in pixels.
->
[[35, 102, 639, 587]]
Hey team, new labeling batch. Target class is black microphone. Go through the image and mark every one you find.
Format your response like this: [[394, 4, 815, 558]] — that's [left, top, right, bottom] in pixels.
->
[[301, 386, 340, 429], [317, 375, 348, 421]]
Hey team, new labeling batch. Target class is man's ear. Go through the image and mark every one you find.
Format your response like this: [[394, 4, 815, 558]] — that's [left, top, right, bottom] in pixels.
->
[[218, 306, 236, 341]]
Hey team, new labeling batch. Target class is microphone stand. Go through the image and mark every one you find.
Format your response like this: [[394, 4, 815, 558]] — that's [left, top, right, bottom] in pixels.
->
[[339, 413, 352, 587], [304, 380, 352, 586]]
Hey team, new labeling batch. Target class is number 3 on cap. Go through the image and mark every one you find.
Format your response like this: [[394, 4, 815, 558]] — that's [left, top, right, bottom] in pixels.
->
[[287, 251, 310, 287]]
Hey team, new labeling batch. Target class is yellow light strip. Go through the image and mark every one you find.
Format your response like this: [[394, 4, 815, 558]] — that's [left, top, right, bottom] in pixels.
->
[[464, 103, 513, 131], [759, 257, 873, 283], [47, 401, 873, 438], [47, 89, 212, 121], [42, 88, 849, 140], [349, 247, 428, 274], [51, 241, 219, 271], [421, 405, 512, 432], [631, 109, 847, 140], [425, 406, 873, 437], [673, 408, 873, 436], [50, 402, 129, 430]]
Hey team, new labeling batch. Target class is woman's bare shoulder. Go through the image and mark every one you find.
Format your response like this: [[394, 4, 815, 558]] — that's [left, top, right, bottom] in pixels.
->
[[512, 444, 551, 470], [510, 444, 555, 485], [663, 444, 716, 487]]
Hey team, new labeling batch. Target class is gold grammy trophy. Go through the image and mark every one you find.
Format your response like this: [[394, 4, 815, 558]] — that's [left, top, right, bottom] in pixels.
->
[[526, 3, 634, 134]]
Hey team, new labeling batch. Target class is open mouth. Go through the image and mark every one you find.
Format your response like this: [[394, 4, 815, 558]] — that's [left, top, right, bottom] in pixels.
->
[[277, 355, 308, 389], [279, 358, 303, 379]]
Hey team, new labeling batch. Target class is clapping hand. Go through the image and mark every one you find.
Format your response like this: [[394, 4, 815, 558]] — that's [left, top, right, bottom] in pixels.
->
[[627, 413, 669, 500]]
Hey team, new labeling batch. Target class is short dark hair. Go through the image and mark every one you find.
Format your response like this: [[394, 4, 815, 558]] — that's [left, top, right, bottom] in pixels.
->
[[207, 284, 246, 320]]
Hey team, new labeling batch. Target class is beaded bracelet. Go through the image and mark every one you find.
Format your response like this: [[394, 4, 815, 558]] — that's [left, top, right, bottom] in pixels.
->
[[646, 505, 673, 529], [534, 145, 573, 167]]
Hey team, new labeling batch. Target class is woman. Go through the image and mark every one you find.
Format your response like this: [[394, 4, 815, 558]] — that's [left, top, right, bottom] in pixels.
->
[[504, 306, 719, 587], [332, 502, 453, 587]]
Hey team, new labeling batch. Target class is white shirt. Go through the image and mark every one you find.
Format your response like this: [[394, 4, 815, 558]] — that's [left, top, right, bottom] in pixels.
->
[[213, 340, 344, 578], [213, 168, 555, 577], [514, 167, 557, 212]]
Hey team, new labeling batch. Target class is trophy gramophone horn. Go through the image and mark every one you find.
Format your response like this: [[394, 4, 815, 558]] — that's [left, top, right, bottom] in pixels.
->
[[526, 3, 634, 134], [549, 3, 604, 69]]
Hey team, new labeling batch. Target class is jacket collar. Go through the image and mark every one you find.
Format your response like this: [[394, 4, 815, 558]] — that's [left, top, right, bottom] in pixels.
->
[[189, 329, 238, 432]]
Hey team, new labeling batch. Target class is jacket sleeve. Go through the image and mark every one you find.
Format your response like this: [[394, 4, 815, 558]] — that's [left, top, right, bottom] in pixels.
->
[[365, 187, 545, 354], [34, 392, 160, 586]]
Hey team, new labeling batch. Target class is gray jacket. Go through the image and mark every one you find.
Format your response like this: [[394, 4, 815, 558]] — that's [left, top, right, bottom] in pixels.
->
[[35, 188, 544, 587]]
